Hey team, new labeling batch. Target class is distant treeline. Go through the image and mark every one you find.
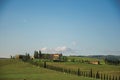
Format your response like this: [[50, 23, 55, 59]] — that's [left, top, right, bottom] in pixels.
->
[[69, 55, 120, 65], [104, 55, 120, 65], [88, 55, 120, 65]]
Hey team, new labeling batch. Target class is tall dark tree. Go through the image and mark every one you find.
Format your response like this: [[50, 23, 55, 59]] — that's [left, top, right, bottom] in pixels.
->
[[38, 50, 42, 58], [10, 55, 12, 59], [104, 74, 105, 80], [90, 69, 92, 77], [22, 53, 30, 61], [26, 53, 30, 59], [44, 61, 46, 68], [34, 50, 39, 59], [96, 71, 100, 79], [77, 68, 80, 76]]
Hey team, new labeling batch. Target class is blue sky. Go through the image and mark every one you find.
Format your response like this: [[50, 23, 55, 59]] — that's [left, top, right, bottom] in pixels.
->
[[0, 0, 120, 57]]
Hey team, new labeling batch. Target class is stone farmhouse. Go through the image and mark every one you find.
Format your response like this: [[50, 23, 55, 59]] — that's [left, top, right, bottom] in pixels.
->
[[89, 61, 100, 65], [15, 53, 62, 61]]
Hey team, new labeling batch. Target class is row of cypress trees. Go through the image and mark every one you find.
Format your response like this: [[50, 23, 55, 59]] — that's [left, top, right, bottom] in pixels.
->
[[26, 60, 120, 80]]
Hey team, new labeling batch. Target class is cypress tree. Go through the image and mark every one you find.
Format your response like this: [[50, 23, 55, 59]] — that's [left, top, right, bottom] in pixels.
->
[[104, 74, 105, 80], [38, 50, 42, 58], [83, 72, 85, 76], [112, 75, 114, 80], [77, 68, 80, 76], [44, 61, 46, 68], [34, 50, 39, 59], [106, 75, 108, 80], [115, 76, 117, 80], [68, 69, 71, 74], [109, 75, 111, 80], [101, 73, 103, 80], [90, 69, 92, 77], [96, 71, 100, 79]]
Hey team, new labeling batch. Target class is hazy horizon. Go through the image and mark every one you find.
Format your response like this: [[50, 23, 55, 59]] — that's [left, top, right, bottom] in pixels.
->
[[0, 0, 120, 57]]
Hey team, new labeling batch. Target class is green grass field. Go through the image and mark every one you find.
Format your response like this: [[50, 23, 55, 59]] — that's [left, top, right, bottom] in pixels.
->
[[32, 56, 120, 77], [0, 59, 99, 80], [67, 56, 105, 64], [47, 62, 120, 76], [46, 56, 120, 76]]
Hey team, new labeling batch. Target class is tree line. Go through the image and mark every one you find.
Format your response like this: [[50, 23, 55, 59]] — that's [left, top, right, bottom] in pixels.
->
[[104, 55, 120, 65]]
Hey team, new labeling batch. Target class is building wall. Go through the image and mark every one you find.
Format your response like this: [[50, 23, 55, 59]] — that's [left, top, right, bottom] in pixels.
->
[[89, 61, 99, 65]]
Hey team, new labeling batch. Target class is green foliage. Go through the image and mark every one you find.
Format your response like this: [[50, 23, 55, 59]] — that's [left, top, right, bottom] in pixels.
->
[[43, 54, 50, 59], [71, 58, 75, 62], [60, 56, 68, 62], [25, 53, 30, 59], [21, 53, 30, 62]]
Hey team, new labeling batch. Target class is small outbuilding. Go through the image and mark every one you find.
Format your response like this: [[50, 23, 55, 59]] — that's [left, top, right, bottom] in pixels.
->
[[15, 55, 26, 59], [89, 61, 100, 65]]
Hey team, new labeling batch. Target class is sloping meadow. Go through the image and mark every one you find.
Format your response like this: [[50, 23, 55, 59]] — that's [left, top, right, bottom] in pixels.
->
[[0, 59, 98, 80]]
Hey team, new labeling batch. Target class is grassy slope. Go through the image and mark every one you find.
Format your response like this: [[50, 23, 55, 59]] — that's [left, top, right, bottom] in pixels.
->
[[67, 56, 105, 64], [0, 59, 98, 80], [47, 62, 120, 76], [66, 56, 120, 75]]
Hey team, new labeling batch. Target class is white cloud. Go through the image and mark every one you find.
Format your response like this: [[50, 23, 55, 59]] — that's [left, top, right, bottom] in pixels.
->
[[40, 47, 120, 56], [41, 47, 47, 51], [55, 46, 70, 52], [40, 46, 75, 55]]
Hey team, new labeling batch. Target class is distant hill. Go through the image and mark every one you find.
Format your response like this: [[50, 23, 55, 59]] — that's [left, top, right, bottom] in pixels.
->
[[0, 57, 9, 59]]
